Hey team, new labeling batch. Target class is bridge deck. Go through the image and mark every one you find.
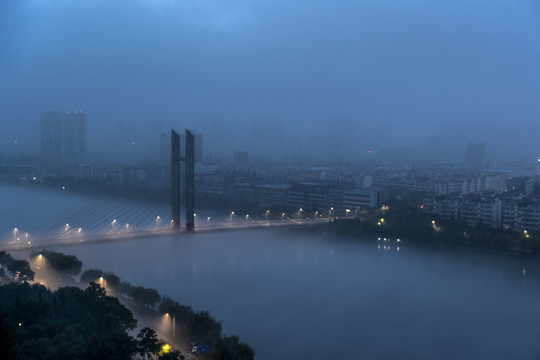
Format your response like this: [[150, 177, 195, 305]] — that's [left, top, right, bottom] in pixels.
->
[[2, 219, 331, 252]]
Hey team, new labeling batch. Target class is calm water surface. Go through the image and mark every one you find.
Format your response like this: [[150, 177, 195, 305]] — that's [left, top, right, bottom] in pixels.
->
[[45, 231, 540, 360], [4, 185, 540, 359]]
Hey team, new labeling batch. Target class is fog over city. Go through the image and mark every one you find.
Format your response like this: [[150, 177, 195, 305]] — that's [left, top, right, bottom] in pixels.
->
[[1, 0, 540, 159], [3, 2, 540, 360]]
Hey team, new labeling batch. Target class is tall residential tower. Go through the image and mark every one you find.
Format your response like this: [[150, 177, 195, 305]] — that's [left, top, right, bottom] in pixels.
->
[[41, 110, 87, 163]]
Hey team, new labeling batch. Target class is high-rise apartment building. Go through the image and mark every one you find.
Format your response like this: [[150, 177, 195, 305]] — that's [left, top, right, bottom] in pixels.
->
[[41, 110, 87, 163]]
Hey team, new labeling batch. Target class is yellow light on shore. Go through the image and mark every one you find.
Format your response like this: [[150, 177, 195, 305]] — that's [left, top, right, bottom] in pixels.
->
[[160, 344, 171, 354]]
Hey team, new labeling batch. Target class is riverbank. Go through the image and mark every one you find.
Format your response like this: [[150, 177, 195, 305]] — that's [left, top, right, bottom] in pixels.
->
[[326, 205, 540, 257], [0, 249, 254, 360]]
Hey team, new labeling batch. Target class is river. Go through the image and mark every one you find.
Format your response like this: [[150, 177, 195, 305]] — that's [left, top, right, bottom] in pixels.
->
[[4, 184, 540, 359]]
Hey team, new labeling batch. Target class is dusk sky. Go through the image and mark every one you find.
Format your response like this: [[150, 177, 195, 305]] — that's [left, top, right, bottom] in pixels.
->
[[1, 0, 539, 151]]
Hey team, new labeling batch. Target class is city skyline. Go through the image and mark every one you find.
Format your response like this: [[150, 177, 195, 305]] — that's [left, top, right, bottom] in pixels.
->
[[1, 0, 540, 158]]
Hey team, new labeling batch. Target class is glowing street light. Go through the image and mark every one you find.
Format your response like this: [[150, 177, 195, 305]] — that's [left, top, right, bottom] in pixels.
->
[[155, 216, 161, 226], [165, 313, 176, 337], [98, 276, 107, 292], [230, 211, 235, 223], [346, 209, 351, 216], [245, 214, 250, 222], [330, 207, 334, 218], [161, 344, 171, 355], [111, 219, 117, 230], [13, 228, 18, 242], [282, 212, 285, 221], [207, 216, 211, 223], [265, 210, 270, 222]]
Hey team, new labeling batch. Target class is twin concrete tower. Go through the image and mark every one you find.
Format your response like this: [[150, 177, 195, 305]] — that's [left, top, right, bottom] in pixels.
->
[[171, 130, 195, 231]]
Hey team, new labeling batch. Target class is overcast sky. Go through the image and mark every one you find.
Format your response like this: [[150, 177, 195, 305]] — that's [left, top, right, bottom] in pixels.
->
[[1, 0, 539, 152]]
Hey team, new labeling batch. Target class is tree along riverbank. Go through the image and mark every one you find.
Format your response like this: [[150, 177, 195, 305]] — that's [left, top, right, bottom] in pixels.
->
[[0, 250, 254, 360], [325, 203, 540, 256]]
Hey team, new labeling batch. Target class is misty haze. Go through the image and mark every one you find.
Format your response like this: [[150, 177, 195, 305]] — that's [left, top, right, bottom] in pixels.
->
[[1, 1, 540, 359]]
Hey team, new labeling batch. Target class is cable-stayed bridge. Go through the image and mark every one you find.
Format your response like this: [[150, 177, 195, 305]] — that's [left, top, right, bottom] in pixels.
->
[[1, 129, 333, 251], [1, 189, 330, 251]]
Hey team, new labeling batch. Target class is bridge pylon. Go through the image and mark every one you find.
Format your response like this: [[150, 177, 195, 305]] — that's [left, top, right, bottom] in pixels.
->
[[171, 129, 195, 232]]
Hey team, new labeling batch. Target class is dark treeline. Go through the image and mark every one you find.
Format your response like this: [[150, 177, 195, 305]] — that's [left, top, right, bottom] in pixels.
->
[[0, 281, 183, 360], [0, 250, 34, 281], [30, 250, 82, 277], [327, 201, 540, 255], [81, 269, 161, 308], [0, 249, 253, 359], [80, 269, 255, 359], [159, 297, 255, 360]]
